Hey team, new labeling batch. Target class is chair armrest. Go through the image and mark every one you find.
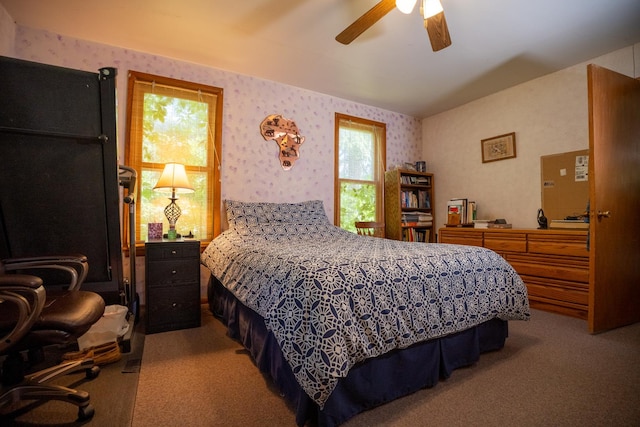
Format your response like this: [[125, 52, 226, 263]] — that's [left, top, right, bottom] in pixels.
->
[[0, 274, 44, 289], [2, 254, 88, 290], [0, 274, 47, 353]]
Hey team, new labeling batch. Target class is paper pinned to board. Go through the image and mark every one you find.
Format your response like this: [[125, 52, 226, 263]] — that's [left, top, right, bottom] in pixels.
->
[[575, 155, 588, 182]]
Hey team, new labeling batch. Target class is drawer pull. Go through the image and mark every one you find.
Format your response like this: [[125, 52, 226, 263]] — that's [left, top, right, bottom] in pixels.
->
[[172, 302, 177, 308], [172, 270, 177, 274], [171, 250, 177, 255]]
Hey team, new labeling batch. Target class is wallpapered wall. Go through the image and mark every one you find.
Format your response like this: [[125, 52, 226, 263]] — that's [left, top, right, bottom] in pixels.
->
[[0, 12, 422, 302], [0, 5, 14, 55], [5, 24, 422, 224]]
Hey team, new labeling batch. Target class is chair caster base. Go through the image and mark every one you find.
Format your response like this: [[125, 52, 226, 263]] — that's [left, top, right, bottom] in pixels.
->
[[78, 403, 95, 421]]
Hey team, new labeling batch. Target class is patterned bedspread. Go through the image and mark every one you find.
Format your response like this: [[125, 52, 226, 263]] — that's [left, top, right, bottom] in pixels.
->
[[201, 200, 530, 407]]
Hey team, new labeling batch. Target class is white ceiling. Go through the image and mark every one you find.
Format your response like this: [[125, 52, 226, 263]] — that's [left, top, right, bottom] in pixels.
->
[[3, 0, 640, 118]]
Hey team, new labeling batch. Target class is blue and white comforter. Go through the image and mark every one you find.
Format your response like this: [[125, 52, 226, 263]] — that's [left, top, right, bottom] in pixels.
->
[[201, 200, 530, 407]]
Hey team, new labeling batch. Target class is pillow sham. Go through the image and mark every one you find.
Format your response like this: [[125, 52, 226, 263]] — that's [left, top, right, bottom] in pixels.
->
[[225, 200, 330, 228]]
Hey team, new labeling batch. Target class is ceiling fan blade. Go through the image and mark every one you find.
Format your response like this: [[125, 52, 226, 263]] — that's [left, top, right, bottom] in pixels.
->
[[425, 11, 452, 51], [336, 0, 397, 45]]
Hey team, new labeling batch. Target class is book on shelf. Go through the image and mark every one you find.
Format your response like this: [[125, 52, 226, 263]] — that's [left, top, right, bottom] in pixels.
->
[[401, 191, 418, 208], [401, 190, 431, 209], [403, 228, 430, 242], [418, 190, 431, 209], [549, 219, 589, 229], [402, 221, 433, 227], [467, 201, 476, 223], [447, 198, 476, 225], [487, 223, 512, 229], [402, 211, 432, 227], [414, 176, 431, 185], [447, 198, 465, 225], [473, 219, 491, 229], [401, 175, 432, 186], [402, 211, 433, 220]]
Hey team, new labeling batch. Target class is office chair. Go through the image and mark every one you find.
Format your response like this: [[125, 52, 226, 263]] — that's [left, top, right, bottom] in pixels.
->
[[0, 255, 105, 421]]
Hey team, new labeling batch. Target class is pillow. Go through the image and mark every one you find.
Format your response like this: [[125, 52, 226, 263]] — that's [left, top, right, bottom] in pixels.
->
[[225, 200, 330, 229]]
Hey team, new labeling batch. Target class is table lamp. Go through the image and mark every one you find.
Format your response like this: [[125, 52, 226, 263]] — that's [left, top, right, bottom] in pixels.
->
[[153, 162, 194, 239]]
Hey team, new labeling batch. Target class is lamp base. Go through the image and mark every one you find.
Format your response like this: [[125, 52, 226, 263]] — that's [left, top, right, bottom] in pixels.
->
[[162, 230, 194, 239], [163, 231, 181, 239]]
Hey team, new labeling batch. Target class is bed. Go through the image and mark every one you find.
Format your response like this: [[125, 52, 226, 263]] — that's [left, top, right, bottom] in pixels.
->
[[201, 200, 530, 426]]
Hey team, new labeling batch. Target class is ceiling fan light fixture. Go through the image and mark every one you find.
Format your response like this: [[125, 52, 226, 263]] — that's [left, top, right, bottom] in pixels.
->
[[396, 0, 418, 14], [421, 0, 443, 19]]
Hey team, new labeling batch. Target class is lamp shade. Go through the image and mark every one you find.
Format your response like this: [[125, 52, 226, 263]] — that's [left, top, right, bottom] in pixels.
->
[[153, 163, 194, 193], [396, 0, 417, 14], [422, 0, 443, 19]]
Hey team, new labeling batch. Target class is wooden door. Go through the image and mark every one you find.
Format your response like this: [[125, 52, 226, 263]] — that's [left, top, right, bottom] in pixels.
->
[[587, 64, 640, 333]]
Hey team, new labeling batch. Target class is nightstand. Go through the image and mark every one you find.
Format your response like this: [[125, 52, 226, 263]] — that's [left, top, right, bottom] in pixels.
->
[[145, 239, 201, 334]]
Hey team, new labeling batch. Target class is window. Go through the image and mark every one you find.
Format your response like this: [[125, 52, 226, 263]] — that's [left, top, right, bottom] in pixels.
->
[[125, 71, 223, 251], [334, 113, 386, 231]]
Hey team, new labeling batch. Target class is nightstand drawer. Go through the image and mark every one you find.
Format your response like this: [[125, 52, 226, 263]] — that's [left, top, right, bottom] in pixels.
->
[[146, 259, 199, 287], [146, 285, 201, 334], [146, 242, 200, 260]]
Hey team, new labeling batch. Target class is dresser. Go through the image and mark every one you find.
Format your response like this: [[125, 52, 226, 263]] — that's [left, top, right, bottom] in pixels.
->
[[439, 227, 589, 319], [145, 239, 201, 334]]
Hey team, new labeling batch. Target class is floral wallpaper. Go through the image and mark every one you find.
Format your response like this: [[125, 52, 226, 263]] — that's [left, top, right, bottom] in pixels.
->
[[0, 5, 14, 56], [7, 24, 422, 223]]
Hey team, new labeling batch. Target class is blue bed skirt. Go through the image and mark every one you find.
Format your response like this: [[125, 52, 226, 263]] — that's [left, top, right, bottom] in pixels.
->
[[208, 277, 509, 426]]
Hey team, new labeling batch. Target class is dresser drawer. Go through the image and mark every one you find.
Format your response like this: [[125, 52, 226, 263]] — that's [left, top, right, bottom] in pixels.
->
[[146, 259, 199, 287], [484, 232, 527, 253], [439, 229, 483, 246], [521, 274, 588, 319], [507, 253, 589, 283], [527, 232, 588, 257], [522, 276, 589, 305]]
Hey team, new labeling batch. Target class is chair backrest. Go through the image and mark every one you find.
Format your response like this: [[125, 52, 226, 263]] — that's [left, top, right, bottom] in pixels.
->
[[355, 221, 386, 238], [0, 274, 46, 354]]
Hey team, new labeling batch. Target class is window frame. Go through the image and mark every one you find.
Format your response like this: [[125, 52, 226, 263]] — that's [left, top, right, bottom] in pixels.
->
[[124, 71, 223, 255], [334, 113, 386, 229]]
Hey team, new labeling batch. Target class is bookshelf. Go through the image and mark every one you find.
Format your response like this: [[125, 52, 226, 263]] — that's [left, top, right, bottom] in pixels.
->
[[384, 169, 434, 243]]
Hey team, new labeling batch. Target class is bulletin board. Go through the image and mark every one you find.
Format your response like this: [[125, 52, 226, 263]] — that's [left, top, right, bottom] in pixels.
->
[[541, 149, 589, 221]]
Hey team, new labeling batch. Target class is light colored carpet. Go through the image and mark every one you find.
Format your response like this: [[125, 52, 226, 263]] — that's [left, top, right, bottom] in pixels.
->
[[133, 306, 640, 426], [132, 307, 293, 427]]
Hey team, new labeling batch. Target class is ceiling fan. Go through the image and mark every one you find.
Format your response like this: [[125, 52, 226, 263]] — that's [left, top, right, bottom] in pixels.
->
[[335, 0, 452, 52]]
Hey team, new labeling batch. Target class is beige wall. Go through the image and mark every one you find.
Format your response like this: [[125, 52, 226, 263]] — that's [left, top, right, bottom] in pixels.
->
[[423, 44, 640, 232]]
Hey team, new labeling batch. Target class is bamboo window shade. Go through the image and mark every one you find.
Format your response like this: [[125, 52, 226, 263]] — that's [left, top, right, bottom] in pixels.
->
[[125, 71, 223, 247]]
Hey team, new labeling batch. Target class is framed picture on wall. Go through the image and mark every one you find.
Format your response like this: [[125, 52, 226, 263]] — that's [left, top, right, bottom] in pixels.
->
[[481, 132, 516, 163]]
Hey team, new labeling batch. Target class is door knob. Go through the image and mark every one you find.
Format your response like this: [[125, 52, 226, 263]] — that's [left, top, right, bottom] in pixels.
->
[[597, 210, 611, 219]]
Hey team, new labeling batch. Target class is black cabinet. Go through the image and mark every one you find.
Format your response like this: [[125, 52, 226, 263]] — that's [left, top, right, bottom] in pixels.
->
[[0, 57, 123, 303], [145, 240, 201, 334]]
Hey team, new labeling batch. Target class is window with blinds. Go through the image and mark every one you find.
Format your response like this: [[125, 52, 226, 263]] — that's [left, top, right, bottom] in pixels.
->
[[334, 113, 386, 231], [125, 71, 223, 251]]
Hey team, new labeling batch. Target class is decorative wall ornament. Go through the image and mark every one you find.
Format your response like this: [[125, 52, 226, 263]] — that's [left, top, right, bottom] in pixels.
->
[[481, 132, 516, 163], [260, 114, 305, 170]]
